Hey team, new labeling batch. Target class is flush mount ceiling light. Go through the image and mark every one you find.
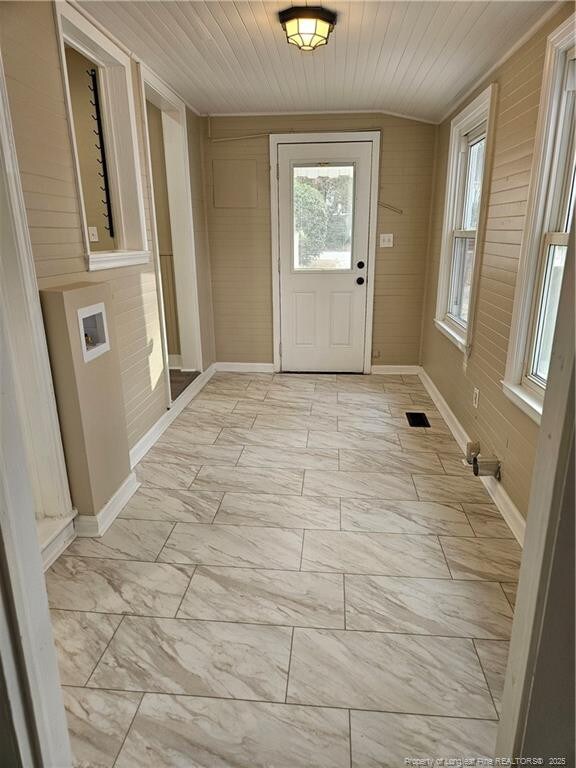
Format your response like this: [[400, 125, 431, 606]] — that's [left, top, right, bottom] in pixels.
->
[[278, 6, 337, 51]]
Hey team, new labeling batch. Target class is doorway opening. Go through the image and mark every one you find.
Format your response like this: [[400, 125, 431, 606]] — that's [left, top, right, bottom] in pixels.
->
[[142, 68, 203, 405]]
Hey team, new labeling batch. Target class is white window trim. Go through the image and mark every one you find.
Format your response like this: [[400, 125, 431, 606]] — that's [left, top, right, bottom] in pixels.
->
[[503, 14, 575, 425], [435, 84, 495, 354], [55, 2, 149, 271]]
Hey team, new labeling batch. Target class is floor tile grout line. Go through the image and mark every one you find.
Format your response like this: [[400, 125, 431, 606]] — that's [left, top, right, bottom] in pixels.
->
[[283, 627, 295, 703], [52, 609, 512, 640], [84, 614, 127, 688], [111, 691, 145, 768], [436, 535, 456, 580], [342, 573, 347, 630], [298, 530, 305, 571], [70, 684, 501, 721], [174, 566, 197, 618], [472, 638, 501, 721], [498, 581, 516, 612], [155, 522, 177, 563], [348, 709, 353, 768]]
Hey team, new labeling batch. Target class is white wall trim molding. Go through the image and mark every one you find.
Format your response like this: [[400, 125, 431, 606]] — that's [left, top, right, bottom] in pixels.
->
[[371, 365, 423, 375], [214, 362, 275, 373], [55, 2, 149, 270], [38, 516, 77, 571], [75, 472, 140, 537], [0, 50, 73, 523], [129, 364, 216, 467], [141, 63, 204, 376], [168, 354, 183, 369], [419, 369, 526, 546]]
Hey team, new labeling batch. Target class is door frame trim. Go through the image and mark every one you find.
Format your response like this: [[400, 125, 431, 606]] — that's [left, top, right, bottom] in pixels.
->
[[270, 131, 380, 373], [140, 64, 204, 402]]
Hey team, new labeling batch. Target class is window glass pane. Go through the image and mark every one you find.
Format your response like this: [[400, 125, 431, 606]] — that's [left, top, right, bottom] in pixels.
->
[[530, 244, 567, 383], [65, 45, 116, 252], [448, 236, 475, 325], [461, 137, 486, 231], [293, 165, 354, 270]]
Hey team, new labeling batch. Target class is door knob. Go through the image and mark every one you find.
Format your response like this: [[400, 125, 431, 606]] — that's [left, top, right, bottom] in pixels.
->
[[357, 261, 365, 269], [356, 277, 365, 285]]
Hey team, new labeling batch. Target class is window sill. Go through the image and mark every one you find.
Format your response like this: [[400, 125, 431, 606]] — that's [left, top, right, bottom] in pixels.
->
[[502, 380, 543, 425], [88, 250, 150, 272], [434, 318, 467, 353]]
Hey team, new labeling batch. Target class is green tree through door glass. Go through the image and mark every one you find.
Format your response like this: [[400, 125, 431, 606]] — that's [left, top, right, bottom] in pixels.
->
[[293, 165, 354, 270]]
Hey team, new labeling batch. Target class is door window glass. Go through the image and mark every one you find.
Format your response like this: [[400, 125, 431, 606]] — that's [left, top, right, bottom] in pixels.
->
[[293, 164, 354, 270]]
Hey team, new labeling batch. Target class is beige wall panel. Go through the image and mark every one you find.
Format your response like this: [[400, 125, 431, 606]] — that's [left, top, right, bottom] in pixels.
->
[[0, 1, 166, 451], [420, 5, 573, 518], [206, 112, 435, 364]]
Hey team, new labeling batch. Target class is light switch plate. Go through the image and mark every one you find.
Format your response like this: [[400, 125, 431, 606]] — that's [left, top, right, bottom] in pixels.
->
[[88, 226, 99, 243], [379, 233, 394, 248]]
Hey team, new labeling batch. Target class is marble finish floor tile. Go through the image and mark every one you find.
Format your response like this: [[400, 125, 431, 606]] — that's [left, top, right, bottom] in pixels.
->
[[313, 403, 397, 420], [337, 391, 396, 408], [145, 443, 242, 467], [303, 470, 417, 499], [158, 523, 303, 569], [119, 488, 223, 524], [65, 519, 174, 562], [116, 695, 350, 768], [63, 687, 142, 768], [439, 454, 474, 476], [350, 710, 497, 768], [156, 425, 222, 447], [215, 493, 340, 529], [414, 474, 492, 503], [47, 557, 192, 616], [301, 530, 451, 577], [307, 430, 399, 450], [239, 445, 339, 470], [399, 433, 462, 454], [440, 537, 522, 581], [190, 466, 304, 495], [216, 427, 308, 447], [51, 610, 122, 685], [234, 399, 312, 415], [253, 414, 338, 431], [135, 460, 198, 489], [345, 576, 513, 638], [178, 567, 344, 628], [339, 448, 445, 474], [337, 416, 416, 434], [475, 640, 509, 715], [464, 503, 514, 537], [501, 582, 518, 609], [265, 388, 337, 403], [287, 628, 496, 717], [90, 616, 291, 701], [341, 498, 473, 535], [179, 411, 257, 429]]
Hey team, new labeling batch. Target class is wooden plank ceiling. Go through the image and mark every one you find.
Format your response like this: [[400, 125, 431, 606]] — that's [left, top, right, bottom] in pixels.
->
[[80, 1, 552, 122]]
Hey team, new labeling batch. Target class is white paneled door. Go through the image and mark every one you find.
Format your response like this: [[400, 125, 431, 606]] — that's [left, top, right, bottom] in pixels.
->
[[277, 139, 377, 372]]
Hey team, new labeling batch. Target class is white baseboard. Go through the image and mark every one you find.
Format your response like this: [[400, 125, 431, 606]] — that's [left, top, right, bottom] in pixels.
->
[[75, 472, 140, 537], [38, 514, 77, 571], [419, 368, 526, 546], [168, 354, 182, 369], [129, 364, 216, 468], [214, 362, 275, 373], [371, 365, 423, 375]]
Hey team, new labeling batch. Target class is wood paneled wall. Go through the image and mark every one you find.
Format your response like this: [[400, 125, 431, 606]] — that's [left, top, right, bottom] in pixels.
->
[[0, 1, 166, 449], [421, 5, 573, 517], [205, 113, 435, 364]]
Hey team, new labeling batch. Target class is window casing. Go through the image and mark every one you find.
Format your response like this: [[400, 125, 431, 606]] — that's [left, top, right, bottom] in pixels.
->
[[435, 85, 494, 352], [504, 20, 575, 424], [57, 3, 149, 271]]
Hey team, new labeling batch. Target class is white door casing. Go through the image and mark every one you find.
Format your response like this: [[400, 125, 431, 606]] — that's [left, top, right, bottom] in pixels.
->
[[271, 133, 380, 373]]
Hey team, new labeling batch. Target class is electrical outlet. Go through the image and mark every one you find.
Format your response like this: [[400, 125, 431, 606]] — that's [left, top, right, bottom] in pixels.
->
[[473, 387, 480, 409], [88, 226, 99, 243], [379, 233, 394, 248]]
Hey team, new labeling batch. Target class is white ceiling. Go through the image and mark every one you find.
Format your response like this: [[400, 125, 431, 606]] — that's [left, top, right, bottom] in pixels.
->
[[81, 1, 553, 122]]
